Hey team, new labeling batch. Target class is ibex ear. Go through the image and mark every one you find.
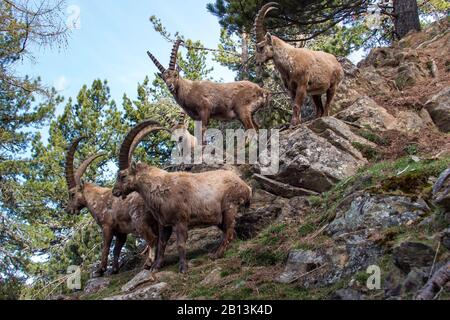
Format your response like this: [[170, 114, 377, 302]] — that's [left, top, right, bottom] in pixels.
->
[[266, 33, 272, 45], [79, 179, 85, 189]]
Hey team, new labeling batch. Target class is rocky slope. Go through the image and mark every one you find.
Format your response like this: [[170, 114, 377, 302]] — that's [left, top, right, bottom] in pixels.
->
[[68, 20, 449, 301]]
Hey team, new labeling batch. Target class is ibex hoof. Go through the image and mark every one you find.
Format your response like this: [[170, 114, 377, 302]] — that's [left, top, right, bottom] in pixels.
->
[[179, 265, 188, 274], [150, 264, 162, 273]]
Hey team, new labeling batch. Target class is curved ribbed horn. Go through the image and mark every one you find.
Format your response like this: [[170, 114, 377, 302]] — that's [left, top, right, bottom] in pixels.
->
[[128, 125, 171, 164], [147, 51, 166, 74], [254, 2, 279, 44], [169, 39, 183, 70], [118, 120, 163, 171], [65, 137, 86, 189], [75, 152, 108, 186]]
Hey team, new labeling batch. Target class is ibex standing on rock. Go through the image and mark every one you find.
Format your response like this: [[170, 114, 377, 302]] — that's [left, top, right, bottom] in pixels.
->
[[65, 136, 161, 276], [254, 2, 344, 126], [147, 40, 270, 141], [112, 120, 252, 273]]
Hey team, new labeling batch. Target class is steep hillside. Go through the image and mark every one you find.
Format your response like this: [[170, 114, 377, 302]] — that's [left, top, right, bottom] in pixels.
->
[[62, 20, 449, 301]]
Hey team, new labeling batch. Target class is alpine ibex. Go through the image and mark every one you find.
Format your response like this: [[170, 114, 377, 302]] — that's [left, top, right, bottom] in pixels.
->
[[254, 2, 344, 126], [112, 120, 252, 273], [160, 110, 198, 160], [147, 40, 270, 140], [65, 135, 163, 276]]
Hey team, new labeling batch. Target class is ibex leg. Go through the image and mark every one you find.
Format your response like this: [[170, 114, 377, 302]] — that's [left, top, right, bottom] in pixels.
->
[[112, 233, 127, 274], [151, 225, 172, 272], [238, 111, 257, 131], [312, 95, 325, 118], [213, 206, 237, 259], [94, 228, 113, 277], [142, 228, 158, 269], [291, 87, 306, 127], [324, 85, 337, 117], [174, 222, 189, 273]]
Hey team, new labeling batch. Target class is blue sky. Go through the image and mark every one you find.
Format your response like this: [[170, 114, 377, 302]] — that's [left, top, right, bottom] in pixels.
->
[[16, 0, 236, 115]]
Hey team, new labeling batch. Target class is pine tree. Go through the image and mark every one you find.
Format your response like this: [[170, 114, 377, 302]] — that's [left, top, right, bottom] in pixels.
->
[[0, 77, 60, 291], [0, 0, 68, 299]]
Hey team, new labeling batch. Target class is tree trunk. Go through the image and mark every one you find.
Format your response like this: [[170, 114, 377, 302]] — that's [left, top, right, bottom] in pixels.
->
[[393, 0, 421, 39], [241, 32, 249, 80]]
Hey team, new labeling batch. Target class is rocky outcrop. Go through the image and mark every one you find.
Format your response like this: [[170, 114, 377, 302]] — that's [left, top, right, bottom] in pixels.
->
[[83, 278, 111, 295], [396, 109, 436, 133], [281, 194, 433, 291], [425, 88, 450, 133], [121, 270, 156, 293], [332, 57, 392, 113], [253, 174, 318, 198], [104, 282, 168, 300], [358, 46, 430, 91], [327, 194, 430, 236], [277, 240, 383, 289], [433, 168, 450, 211], [259, 118, 369, 194], [332, 289, 365, 300], [333, 20, 449, 135], [309, 116, 375, 161], [336, 95, 436, 133], [393, 242, 436, 274], [336, 96, 397, 131], [200, 268, 223, 286], [277, 250, 327, 284], [442, 228, 450, 251], [395, 61, 426, 90], [236, 189, 287, 239]]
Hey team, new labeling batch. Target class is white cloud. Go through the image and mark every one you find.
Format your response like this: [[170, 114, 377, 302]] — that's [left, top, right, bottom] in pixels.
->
[[66, 4, 81, 30], [54, 76, 69, 91]]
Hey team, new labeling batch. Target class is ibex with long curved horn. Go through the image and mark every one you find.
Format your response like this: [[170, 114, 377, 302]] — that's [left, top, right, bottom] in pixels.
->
[[254, 2, 344, 126], [112, 120, 252, 273], [147, 40, 270, 141], [65, 131, 165, 276]]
